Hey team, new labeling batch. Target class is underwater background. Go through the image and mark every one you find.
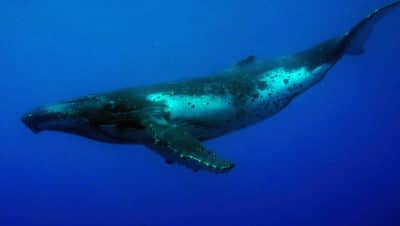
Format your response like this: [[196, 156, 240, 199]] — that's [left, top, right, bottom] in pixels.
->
[[1, 0, 400, 225]]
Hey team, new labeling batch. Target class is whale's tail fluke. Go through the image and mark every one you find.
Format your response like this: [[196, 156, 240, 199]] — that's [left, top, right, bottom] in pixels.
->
[[344, 1, 400, 55]]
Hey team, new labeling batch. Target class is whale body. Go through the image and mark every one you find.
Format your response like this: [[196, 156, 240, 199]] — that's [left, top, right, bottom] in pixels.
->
[[22, 1, 400, 173]]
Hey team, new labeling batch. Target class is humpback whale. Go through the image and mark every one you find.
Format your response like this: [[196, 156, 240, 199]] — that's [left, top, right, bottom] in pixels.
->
[[22, 1, 400, 173]]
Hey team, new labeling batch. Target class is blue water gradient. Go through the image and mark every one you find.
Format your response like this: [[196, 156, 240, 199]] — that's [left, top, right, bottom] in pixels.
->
[[1, 0, 400, 225]]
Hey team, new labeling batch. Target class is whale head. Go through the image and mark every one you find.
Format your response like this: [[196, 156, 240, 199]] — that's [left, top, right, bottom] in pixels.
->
[[21, 96, 107, 135], [21, 94, 145, 141]]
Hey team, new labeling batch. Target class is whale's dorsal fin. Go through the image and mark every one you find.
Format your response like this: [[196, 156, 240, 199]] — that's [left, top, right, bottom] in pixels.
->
[[142, 118, 234, 173], [236, 55, 256, 66]]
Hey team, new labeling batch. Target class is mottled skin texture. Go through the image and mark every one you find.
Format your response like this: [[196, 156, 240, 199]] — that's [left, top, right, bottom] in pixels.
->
[[21, 1, 400, 173]]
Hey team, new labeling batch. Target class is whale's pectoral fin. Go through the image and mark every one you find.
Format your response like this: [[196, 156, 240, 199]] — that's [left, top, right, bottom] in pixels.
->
[[345, 1, 400, 55], [143, 119, 234, 173]]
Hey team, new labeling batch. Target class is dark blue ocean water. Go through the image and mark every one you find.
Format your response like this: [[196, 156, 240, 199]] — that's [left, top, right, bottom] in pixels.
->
[[1, 0, 400, 225]]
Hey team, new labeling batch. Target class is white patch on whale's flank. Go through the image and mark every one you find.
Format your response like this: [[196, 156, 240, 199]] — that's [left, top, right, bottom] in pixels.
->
[[260, 67, 309, 95], [259, 64, 330, 98], [147, 92, 235, 120], [247, 64, 330, 114]]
